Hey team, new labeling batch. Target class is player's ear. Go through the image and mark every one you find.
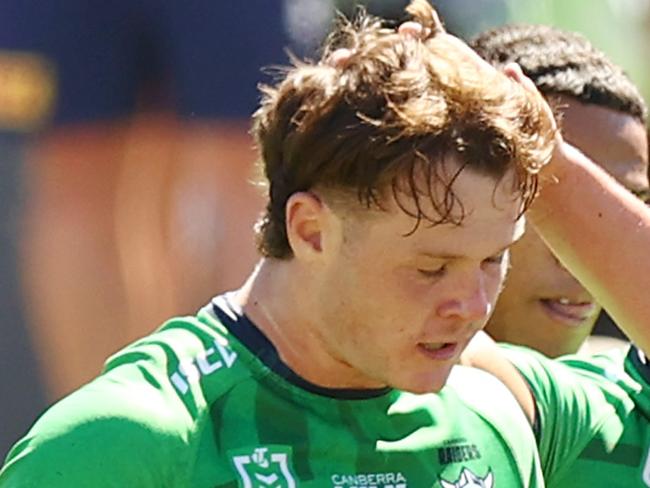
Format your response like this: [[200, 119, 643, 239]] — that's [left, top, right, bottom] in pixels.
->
[[285, 191, 327, 260]]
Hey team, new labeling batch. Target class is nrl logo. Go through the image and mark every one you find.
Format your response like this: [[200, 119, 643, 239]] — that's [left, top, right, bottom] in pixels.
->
[[231, 446, 297, 488], [439, 467, 494, 488]]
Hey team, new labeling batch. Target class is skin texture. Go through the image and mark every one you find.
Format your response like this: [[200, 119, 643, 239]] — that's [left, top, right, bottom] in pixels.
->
[[486, 96, 649, 357], [240, 156, 525, 394]]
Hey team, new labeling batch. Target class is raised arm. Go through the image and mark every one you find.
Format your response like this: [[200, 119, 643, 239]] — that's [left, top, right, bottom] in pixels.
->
[[500, 63, 650, 355], [531, 134, 650, 354]]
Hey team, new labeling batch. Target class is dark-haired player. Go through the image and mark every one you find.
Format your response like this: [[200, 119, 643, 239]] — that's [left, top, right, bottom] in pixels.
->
[[471, 23, 649, 358], [459, 24, 650, 488]]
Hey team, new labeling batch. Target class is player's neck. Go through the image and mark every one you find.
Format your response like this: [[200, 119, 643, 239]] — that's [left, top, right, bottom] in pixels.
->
[[236, 259, 383, 390], [237, 258, 319, 362]]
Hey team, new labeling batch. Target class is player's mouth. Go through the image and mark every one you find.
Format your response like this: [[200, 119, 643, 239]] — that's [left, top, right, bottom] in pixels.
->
[[417, 342, 459, 360], [539, 297, 597, 327]]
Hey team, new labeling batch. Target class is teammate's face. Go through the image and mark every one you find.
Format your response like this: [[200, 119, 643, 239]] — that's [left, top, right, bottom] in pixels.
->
[[487, 98, 649, 357], [315, 157, 524, 393]]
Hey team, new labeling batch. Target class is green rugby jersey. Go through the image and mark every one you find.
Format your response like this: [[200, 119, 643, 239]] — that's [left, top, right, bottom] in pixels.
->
[[1, 294, 543, 488], [502, 344, 650, 487]]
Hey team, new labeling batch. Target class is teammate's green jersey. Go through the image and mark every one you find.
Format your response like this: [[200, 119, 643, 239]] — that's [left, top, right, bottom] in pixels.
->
[[502, 344, 650, 487], [0, 294, 543, 488]]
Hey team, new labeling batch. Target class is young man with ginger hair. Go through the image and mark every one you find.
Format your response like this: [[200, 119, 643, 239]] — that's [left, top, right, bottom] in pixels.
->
[[5, 1, 650, 486]]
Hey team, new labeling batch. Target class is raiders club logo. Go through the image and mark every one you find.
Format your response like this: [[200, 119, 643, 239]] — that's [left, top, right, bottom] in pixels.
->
[[439, 467, 494, 488]]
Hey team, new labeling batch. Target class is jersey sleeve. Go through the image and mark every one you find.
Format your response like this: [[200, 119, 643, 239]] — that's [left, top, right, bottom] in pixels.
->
[[0, 340, 194, 487], [499, 345, 634, 486]]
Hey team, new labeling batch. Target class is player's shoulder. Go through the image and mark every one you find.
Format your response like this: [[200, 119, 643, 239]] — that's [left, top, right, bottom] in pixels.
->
[[500, 343, 639, 432], [445, 366, 542, 483], [0, 359, 194, 486], [567, 344, 648, 411], [446, 365, 530, 422], [101, 303, 257, 418], [557, 344, 641, 407], [0, 305, 258, 486], [497, 342, 610, 389]]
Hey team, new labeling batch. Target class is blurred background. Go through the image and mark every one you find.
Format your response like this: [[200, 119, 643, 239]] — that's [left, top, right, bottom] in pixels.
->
[[0, 0, 648, 459]]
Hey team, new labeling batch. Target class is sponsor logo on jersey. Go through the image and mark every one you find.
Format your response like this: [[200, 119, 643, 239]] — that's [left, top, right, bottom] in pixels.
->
[[438, 443, 482, 465], [170, 337, 238, 395], [439, 467, 493, 488], [231, 446, 297, 488], [331, 471, 407, 488]]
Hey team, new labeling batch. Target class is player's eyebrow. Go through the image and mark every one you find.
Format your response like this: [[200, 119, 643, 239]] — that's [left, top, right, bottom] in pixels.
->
[[416, 242, 516, 261]]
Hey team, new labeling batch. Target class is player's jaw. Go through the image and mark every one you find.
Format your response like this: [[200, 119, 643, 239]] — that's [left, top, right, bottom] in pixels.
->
[[394, 353, 459, 394]]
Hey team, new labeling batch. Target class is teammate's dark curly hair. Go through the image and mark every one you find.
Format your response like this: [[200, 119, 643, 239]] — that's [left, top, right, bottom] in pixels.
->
[[470, 24, 647, 124]]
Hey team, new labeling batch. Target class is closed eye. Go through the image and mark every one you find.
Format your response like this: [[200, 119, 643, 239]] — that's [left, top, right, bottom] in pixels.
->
[[483, 250, 508, 266], [418, 265, 447, 279]]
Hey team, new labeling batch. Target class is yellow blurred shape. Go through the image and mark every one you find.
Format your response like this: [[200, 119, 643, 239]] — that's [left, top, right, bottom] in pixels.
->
[[0, 50, 56, 131]]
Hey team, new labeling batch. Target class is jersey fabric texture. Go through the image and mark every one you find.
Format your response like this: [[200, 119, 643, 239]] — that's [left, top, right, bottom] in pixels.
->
[[501, 344, 650, 488], [1, 294, 543, 488]]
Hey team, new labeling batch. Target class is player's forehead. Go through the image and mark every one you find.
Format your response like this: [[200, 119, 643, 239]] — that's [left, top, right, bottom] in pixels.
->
[[558, 97, 649, 193], [358, 165, 524, 258]]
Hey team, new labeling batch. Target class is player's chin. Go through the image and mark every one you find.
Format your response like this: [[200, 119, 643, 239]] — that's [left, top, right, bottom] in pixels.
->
[[397, 366, 454, 394]]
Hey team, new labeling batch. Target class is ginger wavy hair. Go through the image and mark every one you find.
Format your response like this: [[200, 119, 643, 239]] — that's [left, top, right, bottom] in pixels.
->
[[252, 0, 555, 259]]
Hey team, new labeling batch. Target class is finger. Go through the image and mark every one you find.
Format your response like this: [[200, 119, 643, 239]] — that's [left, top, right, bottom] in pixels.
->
[[398, 21, 431, 39], [328, 48, 354, 68], [503, 63, 538, 93], [503, 62, 522, 80]]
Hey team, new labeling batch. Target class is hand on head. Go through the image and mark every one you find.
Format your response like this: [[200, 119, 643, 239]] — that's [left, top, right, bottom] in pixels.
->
[[503, 63, 562, 146], [397, 17, 562, 153]]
